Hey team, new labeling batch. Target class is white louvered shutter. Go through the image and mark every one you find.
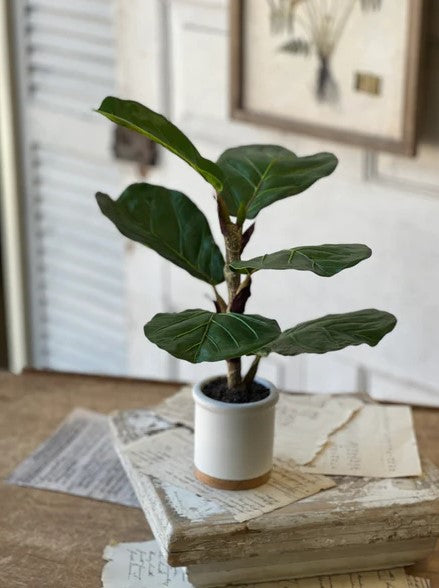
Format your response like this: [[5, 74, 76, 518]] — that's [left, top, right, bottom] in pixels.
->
[[12, 0, 127, 374]]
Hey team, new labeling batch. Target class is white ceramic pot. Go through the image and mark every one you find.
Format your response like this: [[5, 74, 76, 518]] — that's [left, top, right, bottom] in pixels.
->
[[192, 375, 279, 490]]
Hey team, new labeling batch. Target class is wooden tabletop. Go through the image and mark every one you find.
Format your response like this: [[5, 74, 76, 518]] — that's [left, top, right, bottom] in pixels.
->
[[0, 370, 438, 587]]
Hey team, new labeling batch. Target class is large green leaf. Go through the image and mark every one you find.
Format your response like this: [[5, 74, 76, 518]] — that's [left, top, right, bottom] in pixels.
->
[[144, 309, 281, 363], [262, 309, 396, 356], [217, 145, 338, 219], [96, 183, 225, 285], [230, 244, 372, 277], [96, 97, 223, 191]]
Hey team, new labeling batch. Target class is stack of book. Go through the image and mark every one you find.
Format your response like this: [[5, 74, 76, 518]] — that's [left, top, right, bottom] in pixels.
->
[[109, 391, 439, 587]]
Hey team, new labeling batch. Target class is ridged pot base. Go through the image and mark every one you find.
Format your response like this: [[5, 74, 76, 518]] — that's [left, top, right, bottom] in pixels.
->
[[194, 467, 271, 490]]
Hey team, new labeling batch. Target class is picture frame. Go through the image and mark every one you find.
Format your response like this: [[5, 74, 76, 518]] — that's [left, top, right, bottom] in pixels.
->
[[230, 0, 425, 156]]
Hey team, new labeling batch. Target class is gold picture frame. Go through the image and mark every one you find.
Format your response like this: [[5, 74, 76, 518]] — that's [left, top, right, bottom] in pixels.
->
[[230, 0, 425, 156]]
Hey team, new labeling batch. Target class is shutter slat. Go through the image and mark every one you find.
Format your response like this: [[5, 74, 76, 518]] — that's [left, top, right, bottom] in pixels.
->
[[38, 257, 124, 298], [40, 225, 122, 261], [35, 150, 118, 185], [39, 301, 124, 342], [29, 50, 114, 81], [46, 331, 125, 364], [28, 31, 114, 60], [35, 144, 115, 175], [39, 272, 123, 315], [41, 290, 125, 330], [28, 0, 112, 22], [45, 347, 120, 374], [29, 10, 113, 42], [36, 189, 114, 226], [36, 200, 120, 239], [30, 69, 111, 102], [39, 239, 124, 285]]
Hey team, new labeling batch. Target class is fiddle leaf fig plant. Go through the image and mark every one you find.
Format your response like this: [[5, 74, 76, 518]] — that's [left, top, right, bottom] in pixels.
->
[[96, 97, 397, 395]]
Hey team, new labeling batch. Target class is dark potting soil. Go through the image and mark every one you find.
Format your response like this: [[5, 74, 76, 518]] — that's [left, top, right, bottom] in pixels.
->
[[202, 377, 270, 404]]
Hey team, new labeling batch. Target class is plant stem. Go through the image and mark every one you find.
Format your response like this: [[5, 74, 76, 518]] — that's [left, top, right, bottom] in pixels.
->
[[243, 356, 261, 390], [212, 286, 227, 312], [218, 194, 244, 390], [234, 275, 251, 298], [225, 223, 242, 388], [224, 223, 242, 307], [227, 357, 242, 389]]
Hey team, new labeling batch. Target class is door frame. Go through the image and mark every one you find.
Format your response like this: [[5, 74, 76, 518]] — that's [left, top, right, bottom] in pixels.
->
[[0, 0, 28, 373]]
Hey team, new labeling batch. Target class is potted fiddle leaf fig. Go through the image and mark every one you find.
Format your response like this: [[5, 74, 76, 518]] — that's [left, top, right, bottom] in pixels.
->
[[95, 97, 397, 490]]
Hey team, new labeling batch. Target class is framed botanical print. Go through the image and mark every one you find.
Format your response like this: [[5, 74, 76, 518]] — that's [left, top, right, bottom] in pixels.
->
[[230, 0, 424, 155]]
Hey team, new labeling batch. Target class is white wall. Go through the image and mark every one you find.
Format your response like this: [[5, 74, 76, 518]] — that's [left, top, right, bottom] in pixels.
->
[[115, 0, 439, 405]]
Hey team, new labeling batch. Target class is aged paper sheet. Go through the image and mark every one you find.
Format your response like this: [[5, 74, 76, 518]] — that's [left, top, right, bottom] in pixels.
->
[[6, 408, 140, 507], [275, 394, 363, 464], [102, 540, 188, 587], [407, 577, 431, 588], [102, 540, 418, 588], [109, 409, 230, 522], [152, 387, 364, 465], [122, 427, 335, 523], [252, 569, 412, 588], [110, 408, 172, 447], [304, 405, 422, 478], [152, 386, 195, 429]]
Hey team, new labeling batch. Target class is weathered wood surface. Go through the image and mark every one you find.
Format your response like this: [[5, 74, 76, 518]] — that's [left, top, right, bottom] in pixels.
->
[[117, 414, 439, 574], [0, 369, 438, 587], [155, 467, 439, 565]]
